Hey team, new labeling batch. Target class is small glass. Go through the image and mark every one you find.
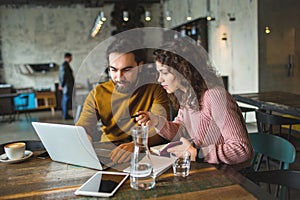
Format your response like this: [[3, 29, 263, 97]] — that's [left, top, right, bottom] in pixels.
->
[[171, 151, 191, 177]]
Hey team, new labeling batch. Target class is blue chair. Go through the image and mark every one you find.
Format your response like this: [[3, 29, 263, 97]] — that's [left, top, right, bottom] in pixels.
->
[[249, 133, 296, 199], [14, 94, 31, 121], [250, 133, 296, 171]]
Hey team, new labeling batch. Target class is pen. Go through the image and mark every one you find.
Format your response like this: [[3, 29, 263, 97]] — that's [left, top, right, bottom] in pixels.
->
[[187, 138, 196, 146], [118, 114, 140, 122], [175, 138, 195, 145], [97, 148, 112, 152], [168, 138, 195, 146]]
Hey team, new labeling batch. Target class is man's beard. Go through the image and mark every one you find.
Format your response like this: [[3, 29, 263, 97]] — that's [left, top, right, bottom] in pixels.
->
[[113, 79, 138, 93]]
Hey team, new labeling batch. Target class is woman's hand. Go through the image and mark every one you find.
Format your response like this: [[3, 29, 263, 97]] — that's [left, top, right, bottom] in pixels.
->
[[135, 111, 159, 127], [167, 137, 197, 161]]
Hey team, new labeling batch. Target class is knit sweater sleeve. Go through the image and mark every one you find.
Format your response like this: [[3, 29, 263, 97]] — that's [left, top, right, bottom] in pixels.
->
[[155, 109, 189, 141], [75, 89, 100, 137], [199, 89, 253, 165]]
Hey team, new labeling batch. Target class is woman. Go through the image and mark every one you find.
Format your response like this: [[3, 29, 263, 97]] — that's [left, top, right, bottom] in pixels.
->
[[136, 39, 253, 166]]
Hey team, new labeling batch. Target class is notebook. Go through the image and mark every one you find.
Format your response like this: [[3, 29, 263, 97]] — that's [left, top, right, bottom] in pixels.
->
[[150, 141, 182, 156], [123, 154, 177, 177], [32, 122, 113, 170]]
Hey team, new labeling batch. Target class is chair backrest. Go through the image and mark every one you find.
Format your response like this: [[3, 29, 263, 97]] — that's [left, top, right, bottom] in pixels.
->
[[15, 94, 30, 110], [239, 106, 256, 122], [249, 133, 296, 170], [255, 110, 300, 139], [246, 170, 300, 200], [20, 95, 29, 106]]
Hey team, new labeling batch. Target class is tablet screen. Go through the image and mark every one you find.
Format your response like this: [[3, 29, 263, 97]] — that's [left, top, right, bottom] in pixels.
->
[[98, 179, 119, 193], [75, 171, 129, 197]]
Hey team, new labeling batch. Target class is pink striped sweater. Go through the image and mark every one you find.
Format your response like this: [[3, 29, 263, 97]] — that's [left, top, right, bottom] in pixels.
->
[[156, 87, 253, 165]]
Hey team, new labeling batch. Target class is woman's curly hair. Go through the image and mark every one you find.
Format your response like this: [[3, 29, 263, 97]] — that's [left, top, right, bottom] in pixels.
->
[[153, 39, 222, 110]]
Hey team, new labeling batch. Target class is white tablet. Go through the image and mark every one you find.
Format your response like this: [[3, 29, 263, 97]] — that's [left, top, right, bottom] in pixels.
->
[[75, 171, 129, 197]]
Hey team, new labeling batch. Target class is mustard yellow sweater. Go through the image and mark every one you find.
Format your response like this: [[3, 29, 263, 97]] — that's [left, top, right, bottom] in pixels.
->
[[76, 80, 169, 144]]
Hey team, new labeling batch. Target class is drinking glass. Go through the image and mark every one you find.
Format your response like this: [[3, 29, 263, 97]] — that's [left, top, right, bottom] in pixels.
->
[[172, 151, 191, 177]]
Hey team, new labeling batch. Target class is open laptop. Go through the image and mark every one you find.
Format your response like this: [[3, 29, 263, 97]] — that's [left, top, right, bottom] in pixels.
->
[[32, 122, 114, 170]]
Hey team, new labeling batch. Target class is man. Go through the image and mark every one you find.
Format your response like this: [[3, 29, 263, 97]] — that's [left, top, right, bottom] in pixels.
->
[[76, 39, 170, 163], [59, 52, 74, 120]]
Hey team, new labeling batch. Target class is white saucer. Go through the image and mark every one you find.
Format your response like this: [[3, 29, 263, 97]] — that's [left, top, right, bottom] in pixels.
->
[[0, 150, 33, 164]]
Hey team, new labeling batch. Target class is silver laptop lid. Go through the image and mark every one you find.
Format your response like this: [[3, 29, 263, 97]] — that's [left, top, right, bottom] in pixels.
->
[[32, 122, 102, 170]]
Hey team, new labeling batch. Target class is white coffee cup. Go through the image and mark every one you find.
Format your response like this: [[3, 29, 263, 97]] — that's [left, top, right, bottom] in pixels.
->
[[4, 142, 26, 160]]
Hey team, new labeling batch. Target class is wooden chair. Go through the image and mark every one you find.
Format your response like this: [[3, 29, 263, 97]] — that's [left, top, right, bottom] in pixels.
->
[[249, 133, 296, 198], [255, 109, 300, 140], [245, 170, 300, 200]]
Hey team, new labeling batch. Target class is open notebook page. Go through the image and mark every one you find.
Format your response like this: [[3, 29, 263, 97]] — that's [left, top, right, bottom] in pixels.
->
[[123, 155, 177, 177]]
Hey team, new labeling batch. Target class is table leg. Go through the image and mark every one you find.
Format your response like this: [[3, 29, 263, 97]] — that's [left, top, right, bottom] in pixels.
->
[[51, 107, 55, 116]]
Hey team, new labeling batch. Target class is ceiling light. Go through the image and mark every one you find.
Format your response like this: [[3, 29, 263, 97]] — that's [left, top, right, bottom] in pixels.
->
[[166, 11, 172, 21], [123, 11, 129, 22], [90, 11, 106, 38], [100, 11, 106, 21], [206, 0, 215, 21], [206, 15, 215, 21], [145, 11, 151, 21], [265, 26, 271, 34], [186, 0, 192, 21]]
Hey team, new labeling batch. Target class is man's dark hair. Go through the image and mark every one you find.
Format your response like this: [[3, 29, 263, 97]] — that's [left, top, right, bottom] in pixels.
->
[[106, 38, 145, 64], [64, 52, 72, 58]]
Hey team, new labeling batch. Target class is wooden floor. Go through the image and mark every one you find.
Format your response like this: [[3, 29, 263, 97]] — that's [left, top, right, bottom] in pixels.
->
[[1, 111, 300, 199]]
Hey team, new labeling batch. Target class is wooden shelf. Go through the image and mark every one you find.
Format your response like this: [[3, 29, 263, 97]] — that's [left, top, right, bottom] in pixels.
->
[[35, 92, 56, 115]]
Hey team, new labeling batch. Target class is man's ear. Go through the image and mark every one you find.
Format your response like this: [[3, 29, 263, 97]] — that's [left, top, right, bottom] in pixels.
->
[[138, 61, 144, 73]]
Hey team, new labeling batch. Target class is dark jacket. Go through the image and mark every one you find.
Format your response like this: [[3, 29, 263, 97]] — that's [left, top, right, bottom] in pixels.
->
[[59, 61, 74, 96]]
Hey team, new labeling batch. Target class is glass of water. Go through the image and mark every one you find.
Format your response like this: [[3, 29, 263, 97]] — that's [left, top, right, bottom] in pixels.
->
[[171, 151, 191, 177]]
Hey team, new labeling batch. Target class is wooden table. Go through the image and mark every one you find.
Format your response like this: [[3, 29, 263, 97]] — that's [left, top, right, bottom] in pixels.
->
[[0, 149, 275, 199], [233, 91, 300, 117]]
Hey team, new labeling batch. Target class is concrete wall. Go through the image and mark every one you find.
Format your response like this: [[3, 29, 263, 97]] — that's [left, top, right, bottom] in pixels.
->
[[1, 5, 110, 90], [0, 3, 161, 90], [164, 0, 258, 94], [0, 1, 258, 94]]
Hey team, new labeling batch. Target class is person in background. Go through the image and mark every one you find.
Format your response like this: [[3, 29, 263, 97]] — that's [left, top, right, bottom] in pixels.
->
[[136, 39, 253, 168], [76, 38, 170, 163], [59, 52, 74, 120]]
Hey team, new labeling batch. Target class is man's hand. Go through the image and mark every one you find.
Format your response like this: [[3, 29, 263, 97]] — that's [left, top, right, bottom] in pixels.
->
[[87, 134, 92, 143], [110, 142, 134, 163]]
